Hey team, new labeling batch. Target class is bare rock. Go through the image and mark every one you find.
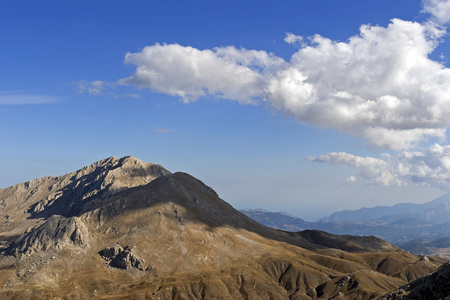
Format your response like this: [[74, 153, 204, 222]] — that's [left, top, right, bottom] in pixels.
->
[[99, 245, 147, 271], [5, 215, 89, 256]]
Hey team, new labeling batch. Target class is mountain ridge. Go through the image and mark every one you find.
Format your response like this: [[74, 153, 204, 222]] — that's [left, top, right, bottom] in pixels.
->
[[241, 192, 450, 250], [0, 156, 446, 299], [318, 193, 450, 224]]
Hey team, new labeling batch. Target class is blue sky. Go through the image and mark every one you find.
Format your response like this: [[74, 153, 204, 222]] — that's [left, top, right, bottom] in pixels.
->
[[1, 0, 450, 221]]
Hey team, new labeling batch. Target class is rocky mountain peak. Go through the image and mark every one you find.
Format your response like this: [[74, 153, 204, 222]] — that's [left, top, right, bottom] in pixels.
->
[[0, 156, 171, 238], [72, 155, 170, 184], [27, 156, 171, 218]]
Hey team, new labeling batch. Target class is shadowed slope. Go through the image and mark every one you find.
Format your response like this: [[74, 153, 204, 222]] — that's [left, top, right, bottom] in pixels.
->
[[293, 230, 397, 253]]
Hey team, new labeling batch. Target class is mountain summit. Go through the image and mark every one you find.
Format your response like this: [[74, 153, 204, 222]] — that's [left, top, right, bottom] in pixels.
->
[[0, 157, 446, 299]]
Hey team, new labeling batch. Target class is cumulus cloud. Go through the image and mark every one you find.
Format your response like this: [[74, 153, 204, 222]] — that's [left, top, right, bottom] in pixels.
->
[[309, 144, 450, 189], [268, 19, 450, 150], [119, 18, 450, 150], [120, 44, 284, 103], [423, 0, 450, 24]]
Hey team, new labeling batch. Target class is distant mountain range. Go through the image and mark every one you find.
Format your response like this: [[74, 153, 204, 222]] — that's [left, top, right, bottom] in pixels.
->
[[318, 193, 450, 224], [239, 208, 312, 231], [397, 237, 450, 259], [241, 193, 450, 257]]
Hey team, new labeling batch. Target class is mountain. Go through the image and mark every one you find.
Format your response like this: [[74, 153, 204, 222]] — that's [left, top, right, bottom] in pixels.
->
[[0, 156, 446, 299], [319, 193, 450, 224], [241, 209, 450, 246], [398, 237, 450, 259], [239, 208, 312, 231]]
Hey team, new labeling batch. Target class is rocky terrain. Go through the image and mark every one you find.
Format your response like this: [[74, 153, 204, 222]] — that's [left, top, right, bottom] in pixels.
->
[[0, 156, 447, 299], [380, 262, 450, 299]]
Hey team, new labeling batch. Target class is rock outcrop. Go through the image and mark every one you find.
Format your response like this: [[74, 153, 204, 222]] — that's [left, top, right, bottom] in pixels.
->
[[99, 245, 147, 271], [6, 215, 89, 256]]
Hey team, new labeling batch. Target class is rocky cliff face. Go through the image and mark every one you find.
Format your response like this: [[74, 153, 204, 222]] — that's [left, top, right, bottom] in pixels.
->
[[0, 157, 446, 299], [5, 215, 89, 256]]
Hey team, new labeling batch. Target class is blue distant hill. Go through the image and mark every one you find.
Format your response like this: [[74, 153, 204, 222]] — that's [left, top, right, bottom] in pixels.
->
[[240, 193, 450, 249], [318, 193, 450, 224]]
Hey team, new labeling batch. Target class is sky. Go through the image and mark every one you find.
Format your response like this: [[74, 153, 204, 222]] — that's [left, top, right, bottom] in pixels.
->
[[1, 0, 450, 221]]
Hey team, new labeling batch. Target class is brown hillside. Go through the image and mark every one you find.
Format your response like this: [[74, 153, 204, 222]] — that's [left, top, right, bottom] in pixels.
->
[[0, 156, 446, 299]]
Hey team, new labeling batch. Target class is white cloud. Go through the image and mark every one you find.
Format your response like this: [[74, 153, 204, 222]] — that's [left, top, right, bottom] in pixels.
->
[[309, 144, 450, 189], [361, 128, 446, 150], [268, 19, 450, 150], [0, 94, 60, 105], [119, 18, 450, 150], [308, 152, 398, 186], [284, 33, 303, 47], [120, 43, 284, 104], [423, 0, 450, 24]]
